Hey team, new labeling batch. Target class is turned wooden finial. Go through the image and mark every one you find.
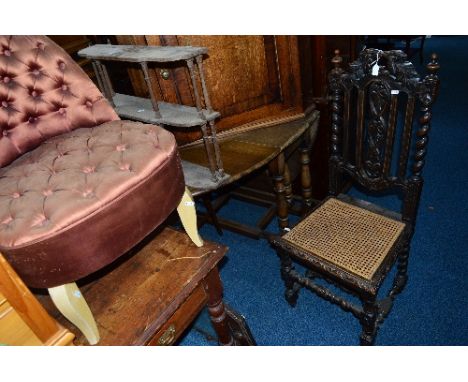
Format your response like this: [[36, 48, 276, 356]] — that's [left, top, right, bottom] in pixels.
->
[[425, 52, 440, 102], [426, 53, 440, 74], [332, 49, 343, 69]]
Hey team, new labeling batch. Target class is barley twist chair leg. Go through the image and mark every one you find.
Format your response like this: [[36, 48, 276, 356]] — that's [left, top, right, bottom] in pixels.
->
[[389, 243, 410, 298], [48, 282, 100, 345], [177, 187, 204, 247], [278, 250, 300, 307], [359, 298, 379, 346]]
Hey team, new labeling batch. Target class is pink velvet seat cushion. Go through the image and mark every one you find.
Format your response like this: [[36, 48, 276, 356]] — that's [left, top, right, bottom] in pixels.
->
[[0, 120, 185, 288]]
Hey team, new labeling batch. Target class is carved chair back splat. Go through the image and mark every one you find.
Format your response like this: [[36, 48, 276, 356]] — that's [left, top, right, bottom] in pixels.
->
[[329, 48, 439, 229], [270, 48, 440, 345]]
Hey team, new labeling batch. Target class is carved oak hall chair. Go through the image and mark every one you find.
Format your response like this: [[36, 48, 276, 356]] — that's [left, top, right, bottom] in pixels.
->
[[0, 36, 203, 344], [271, 49, 440, 345]]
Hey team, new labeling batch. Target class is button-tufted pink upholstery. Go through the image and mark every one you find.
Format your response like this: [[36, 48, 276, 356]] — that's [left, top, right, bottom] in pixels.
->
[[0, 36, 185, 288], [0, 35, 119, 167]]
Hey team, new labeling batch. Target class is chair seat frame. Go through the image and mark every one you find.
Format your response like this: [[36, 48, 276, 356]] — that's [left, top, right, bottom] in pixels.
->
[[271, 194, 411, 345]]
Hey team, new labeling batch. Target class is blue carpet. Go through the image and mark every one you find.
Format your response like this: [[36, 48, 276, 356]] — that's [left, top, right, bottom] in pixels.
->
[[179, 36, 468, 346]]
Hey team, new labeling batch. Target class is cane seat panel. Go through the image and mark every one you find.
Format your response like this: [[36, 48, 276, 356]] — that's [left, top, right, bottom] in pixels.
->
[[282, 198, 406, 280]]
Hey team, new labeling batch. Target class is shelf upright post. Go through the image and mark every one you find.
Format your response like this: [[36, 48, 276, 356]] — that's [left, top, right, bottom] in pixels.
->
[[208, 119, 224, 178], [186, 59, 204, 117], [140, 61, 162, 119], [187, 58, 218, 180], [195, 55, 213, 113], [93, 60, 115, 107], [91, 60, 105, 96], [196, 55, 225, 178]]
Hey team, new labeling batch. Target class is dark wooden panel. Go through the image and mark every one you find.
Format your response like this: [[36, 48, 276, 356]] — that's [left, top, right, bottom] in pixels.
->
[[297, 36, 360, 199], [177, 35, 275, 116]]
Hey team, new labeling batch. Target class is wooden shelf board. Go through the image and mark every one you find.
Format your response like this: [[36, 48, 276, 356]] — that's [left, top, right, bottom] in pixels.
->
[[79, 44, 208, 63], [113, 93, 220, 127]]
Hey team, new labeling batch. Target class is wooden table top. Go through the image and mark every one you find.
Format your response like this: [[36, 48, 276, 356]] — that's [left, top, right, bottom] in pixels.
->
[[37, 227, 227, 345], [181, 109, 320, 196]]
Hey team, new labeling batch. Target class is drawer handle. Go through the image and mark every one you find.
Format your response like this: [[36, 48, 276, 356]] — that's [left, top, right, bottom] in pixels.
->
[[160, 69, 170, 80], [158, 324, 176, 345]]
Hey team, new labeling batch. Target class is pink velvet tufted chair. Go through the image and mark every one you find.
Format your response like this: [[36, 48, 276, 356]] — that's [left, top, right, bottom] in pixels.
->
[[0, 36, 203, 344]]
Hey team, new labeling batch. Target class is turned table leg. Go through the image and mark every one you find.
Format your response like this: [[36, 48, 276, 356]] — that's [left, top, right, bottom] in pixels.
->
[[283, 162, 293, 206], [268, 152, 290, 231], [203, 268, 234, 346], [300, 145, 313, 209], [202, 195, 223, 236]]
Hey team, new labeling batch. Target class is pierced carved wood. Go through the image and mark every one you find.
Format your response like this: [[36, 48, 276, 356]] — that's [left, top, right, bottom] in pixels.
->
[[328, 48, 439, 226], [365, 80, 390, 178]]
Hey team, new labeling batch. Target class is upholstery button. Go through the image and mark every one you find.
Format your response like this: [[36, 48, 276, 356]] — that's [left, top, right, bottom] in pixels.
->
[[12, 192, 21, 199], [61, 84, 68, 91], [31, 90, 38, 97], [58, 107, 66, 115], [3, 76, 10, 84], [1, 101, 8, 108], [59, 61, 66, 70], [34, 215, 49, 227], [82, 189, 94, 198], [1, 216, 13, 225], [85, 100, 93, 108], [37, 42, 45, 50], [116, 144, 127, 152], [28, 116, 37, 124], [3, 130, 9, 136], [119, 163, 131, 171], [82, 166, 95, 174], [3, 49, 11, 56], [42, 189, 53, 196]]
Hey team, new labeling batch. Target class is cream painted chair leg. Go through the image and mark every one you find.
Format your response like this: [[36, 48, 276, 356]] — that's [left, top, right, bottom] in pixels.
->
[[48, 282, 100, 345], [177, 187, 204, 247]]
